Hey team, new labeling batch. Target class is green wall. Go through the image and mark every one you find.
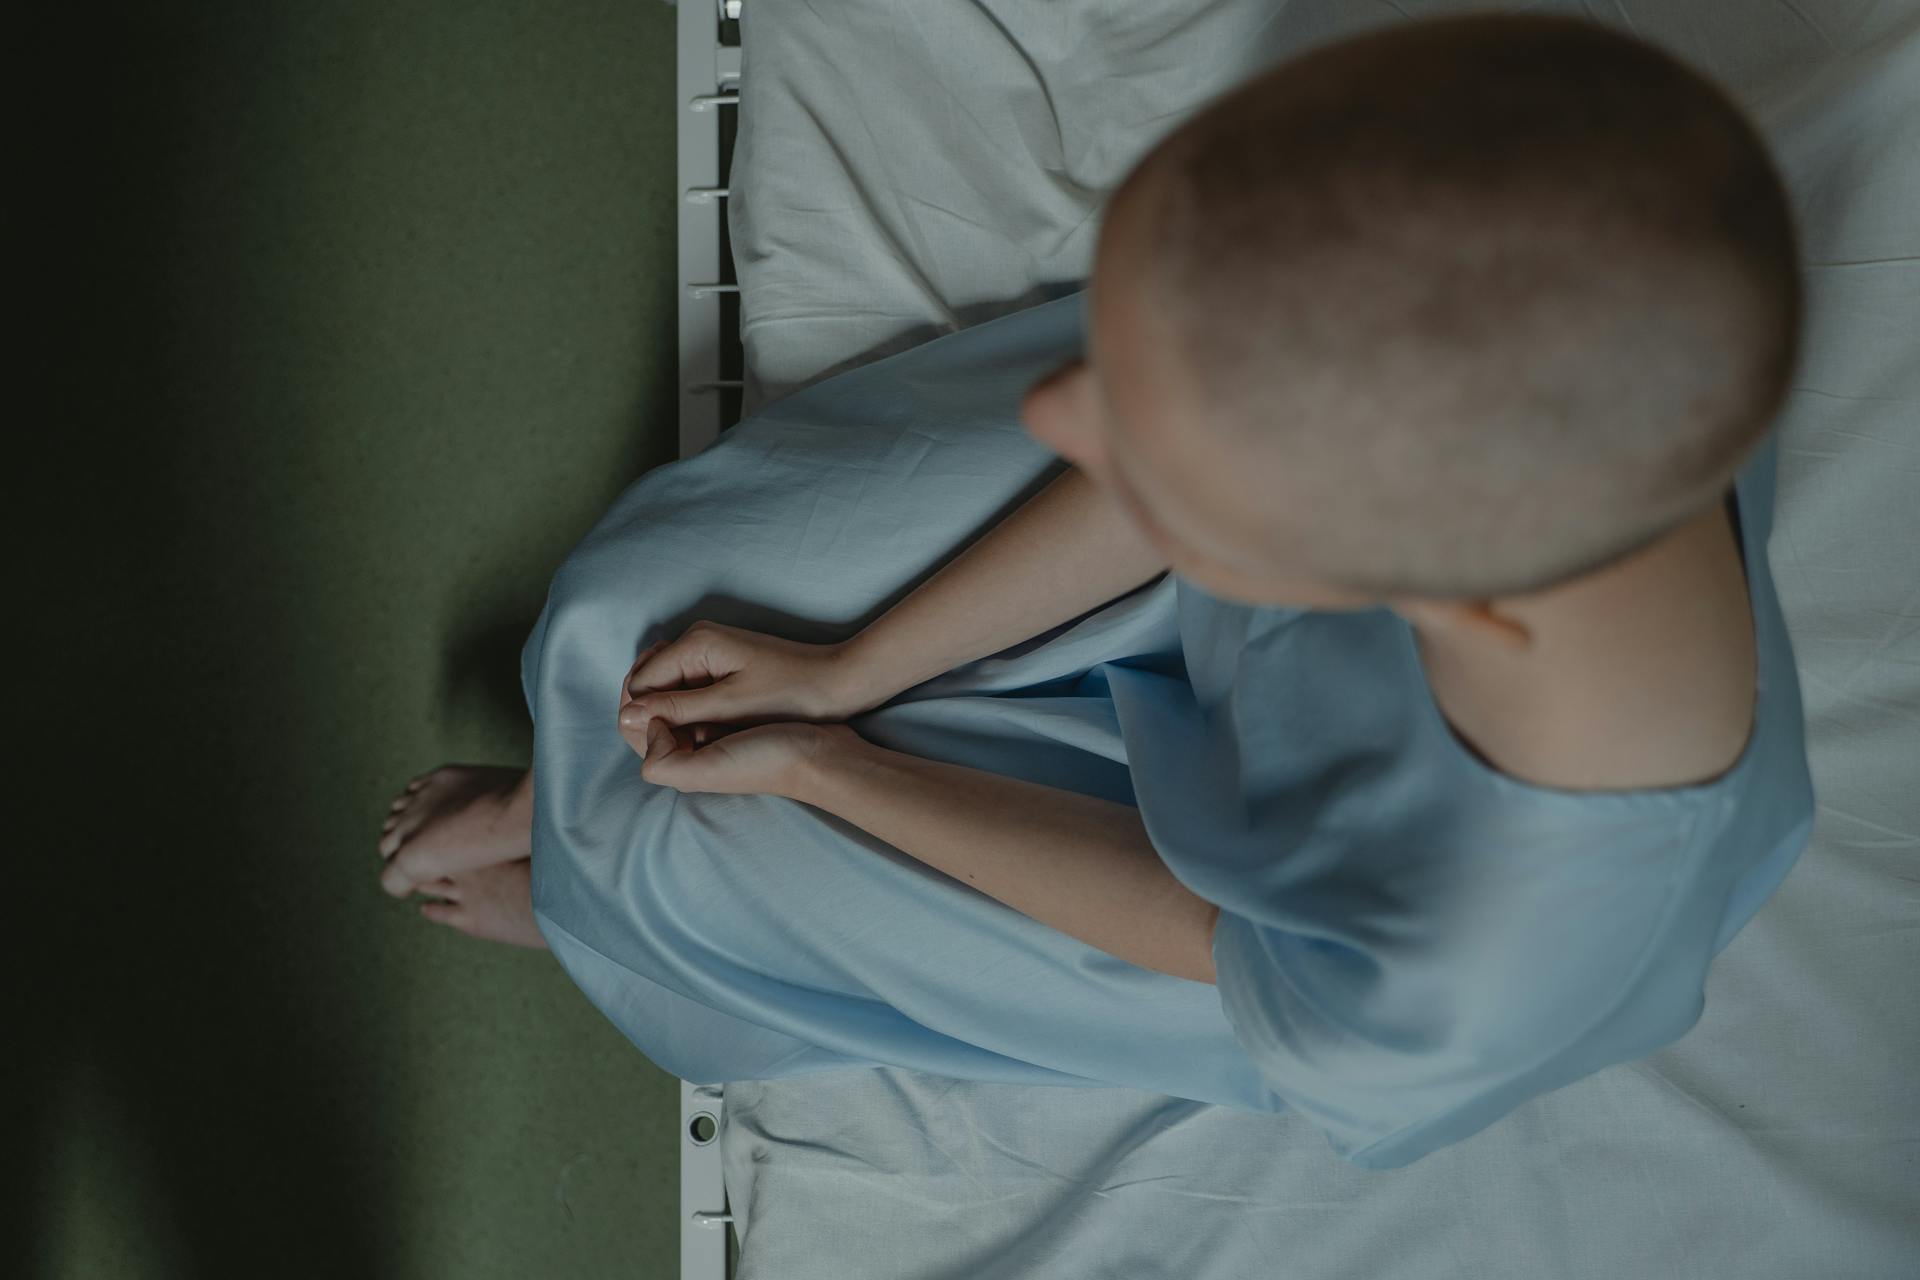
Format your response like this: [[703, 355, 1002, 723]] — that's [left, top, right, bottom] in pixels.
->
[[34, 3, 690, 1275]]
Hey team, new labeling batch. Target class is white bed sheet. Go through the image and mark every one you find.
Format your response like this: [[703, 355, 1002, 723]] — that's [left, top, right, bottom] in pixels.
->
[[719, 3, 1920, 1277]]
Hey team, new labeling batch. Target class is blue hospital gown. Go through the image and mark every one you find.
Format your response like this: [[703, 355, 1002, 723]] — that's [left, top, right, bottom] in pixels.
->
[[520, 291, 1814, 1169]]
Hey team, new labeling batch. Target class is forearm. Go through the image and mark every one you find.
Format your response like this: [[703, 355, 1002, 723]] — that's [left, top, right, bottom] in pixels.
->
[[787, 735, 1218, 984], [843, 464, 1169, 701]]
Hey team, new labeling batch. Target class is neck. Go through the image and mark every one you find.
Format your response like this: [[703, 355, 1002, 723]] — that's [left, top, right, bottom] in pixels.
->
[[1408, 498, 1757, 792]]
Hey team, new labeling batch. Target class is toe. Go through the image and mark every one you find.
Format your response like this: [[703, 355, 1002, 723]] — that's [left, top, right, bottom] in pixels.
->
[[382, 849, 439, 898], [380, 802, 434, 857], [380, 809, 426, 863], [380, 859, 412, 898], [389, 796, 410, 813]]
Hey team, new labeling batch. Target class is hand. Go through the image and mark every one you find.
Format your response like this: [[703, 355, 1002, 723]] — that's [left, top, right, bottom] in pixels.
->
[[632, 716, 859, 798], [618, 621, 885, 742]]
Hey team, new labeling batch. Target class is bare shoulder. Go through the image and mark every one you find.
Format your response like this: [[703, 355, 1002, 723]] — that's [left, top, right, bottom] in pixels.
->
[[1541, 499, 1757, 792], [1427, 500, 1759, 794]]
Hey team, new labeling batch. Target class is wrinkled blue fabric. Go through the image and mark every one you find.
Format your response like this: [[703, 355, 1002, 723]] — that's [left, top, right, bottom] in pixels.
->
[[521, 291, 1814, 1168]]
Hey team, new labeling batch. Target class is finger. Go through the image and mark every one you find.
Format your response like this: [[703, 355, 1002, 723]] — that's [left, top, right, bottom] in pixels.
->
[[624, 687, 687, 731], [420, 901, 456, 925], [618, 708, 649, 758], [618, 643, 675, 745], [640, 720, 668, 781], [641, 718, 695, 788], [619, 641, 668, 711], [627, 630, 732, 699], [626, 638, 682, 697], [422, 878, 461, 902], [620, 641, 666, 696], [623, 685, 729, 733], [645, 716, 676, 764]]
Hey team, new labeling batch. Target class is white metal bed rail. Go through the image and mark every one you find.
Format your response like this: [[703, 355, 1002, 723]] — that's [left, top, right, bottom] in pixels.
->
[[676, 0, 747, 1275], [676, 5, 743, 1277], [677, 0, 744, 462]]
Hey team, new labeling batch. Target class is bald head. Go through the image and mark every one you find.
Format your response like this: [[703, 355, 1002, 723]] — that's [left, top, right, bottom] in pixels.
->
[[1100, 14, 1800, 599]]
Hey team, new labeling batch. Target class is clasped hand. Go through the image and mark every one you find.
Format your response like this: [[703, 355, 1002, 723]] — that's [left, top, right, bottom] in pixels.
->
[[616, 621, 874, 797]]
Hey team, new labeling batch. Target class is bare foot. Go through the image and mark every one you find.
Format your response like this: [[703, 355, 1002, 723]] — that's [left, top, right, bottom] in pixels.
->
[[415, 858, 548, 949], [379, 764, 531, 899]]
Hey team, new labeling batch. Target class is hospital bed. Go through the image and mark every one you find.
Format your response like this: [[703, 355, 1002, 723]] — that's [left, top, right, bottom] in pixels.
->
[[668, 2, 1920, 1276]]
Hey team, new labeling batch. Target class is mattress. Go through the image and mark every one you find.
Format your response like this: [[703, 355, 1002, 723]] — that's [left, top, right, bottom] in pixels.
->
[[718, 3, 1920, 1276]]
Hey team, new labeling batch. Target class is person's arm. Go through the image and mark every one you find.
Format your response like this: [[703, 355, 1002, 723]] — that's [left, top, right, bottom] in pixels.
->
[[786, 731, 1220, 984], [841, 463, 1170, 701]]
